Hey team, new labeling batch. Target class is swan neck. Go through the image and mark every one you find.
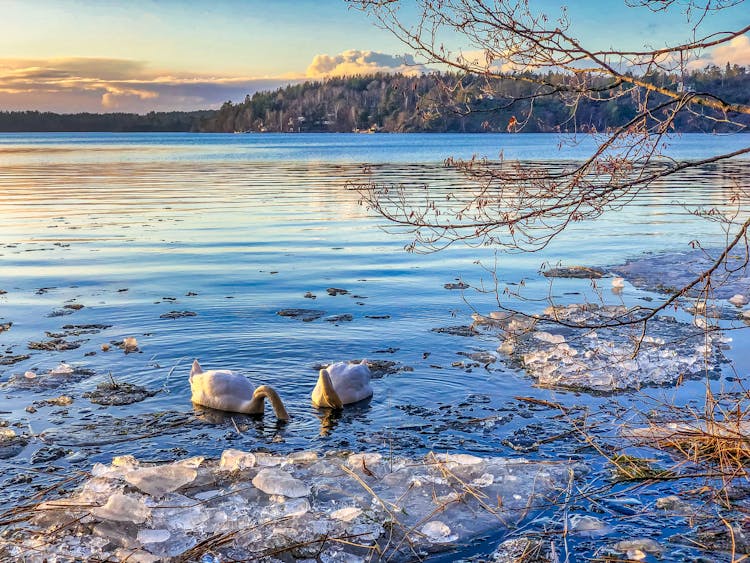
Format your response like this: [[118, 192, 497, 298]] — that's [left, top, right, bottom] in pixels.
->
[[254, 385, 289, 421]]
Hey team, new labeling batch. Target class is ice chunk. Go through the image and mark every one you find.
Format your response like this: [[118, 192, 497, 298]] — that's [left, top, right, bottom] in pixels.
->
[[533, 331, 566, 344], [137, 529, 171, 544], [729, 294, 747, 307], [420, 521, 458, 543], [91, 493, 150, 523], [260, 497, 311, 520], [331, 507, 362, 522], [50, 363, 74, 376], [568, 514, 609, 536], [125, 463, 197, 496], [252, 467, 311, 498], [218, 449, 256, 471], [434, 453, 482, 465], [113, 548, 161, 563], [287, 451, 319, 463]]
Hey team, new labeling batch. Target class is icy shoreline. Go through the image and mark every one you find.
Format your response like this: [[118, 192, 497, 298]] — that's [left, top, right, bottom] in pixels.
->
[[1, 449, 573, 562]]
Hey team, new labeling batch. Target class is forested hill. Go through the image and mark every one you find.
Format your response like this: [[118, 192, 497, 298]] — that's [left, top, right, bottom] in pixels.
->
[[201, 66, 750, 134], [1, 65, 748, 133], [0, 110, 213, 132]]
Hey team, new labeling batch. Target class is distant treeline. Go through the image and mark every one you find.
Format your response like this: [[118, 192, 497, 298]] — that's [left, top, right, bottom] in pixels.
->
[[2, 65, 748, 133], [0, 110, 213, 132], [201, 65, 750, 134]]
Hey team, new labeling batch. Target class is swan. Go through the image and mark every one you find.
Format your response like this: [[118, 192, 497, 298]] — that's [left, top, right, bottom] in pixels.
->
[[189, 360, 289, 420], [311, 359, 373, 409]]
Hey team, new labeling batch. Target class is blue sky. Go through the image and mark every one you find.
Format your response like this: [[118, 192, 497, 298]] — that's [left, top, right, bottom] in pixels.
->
[[0, 0, 747, 113]]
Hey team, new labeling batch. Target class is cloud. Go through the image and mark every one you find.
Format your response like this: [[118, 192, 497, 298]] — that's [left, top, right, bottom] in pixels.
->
[[688, 34, 750, 69], [0, 57, 298, 113], [306, 49, 428, 78]]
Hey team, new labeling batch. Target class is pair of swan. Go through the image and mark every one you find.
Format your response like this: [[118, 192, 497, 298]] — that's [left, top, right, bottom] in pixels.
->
[[189, 358, 372, 420]]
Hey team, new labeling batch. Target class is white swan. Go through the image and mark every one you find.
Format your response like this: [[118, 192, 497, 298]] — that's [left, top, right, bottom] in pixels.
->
[[190, 360, 289, 420], [311, 359, 373, 409]]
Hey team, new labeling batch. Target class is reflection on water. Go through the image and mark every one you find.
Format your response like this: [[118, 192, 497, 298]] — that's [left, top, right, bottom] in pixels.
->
[[0, 133, 749, 559]]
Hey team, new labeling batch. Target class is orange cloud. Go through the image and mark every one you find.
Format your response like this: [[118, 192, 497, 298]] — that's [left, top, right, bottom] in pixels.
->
[[688, 34, 750, 69], [0, 57, 298, 113]]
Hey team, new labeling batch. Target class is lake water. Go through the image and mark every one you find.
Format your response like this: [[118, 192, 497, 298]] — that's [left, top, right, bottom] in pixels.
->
[[1, 132, 749, 561]]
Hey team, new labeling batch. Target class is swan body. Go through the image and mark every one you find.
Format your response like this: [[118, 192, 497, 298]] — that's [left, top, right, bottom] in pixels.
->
[[190, 360, 289, 420], [312, 359, 373, 409]]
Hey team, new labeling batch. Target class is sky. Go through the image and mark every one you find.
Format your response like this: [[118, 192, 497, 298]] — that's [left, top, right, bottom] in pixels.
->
[[1, 0, 748, 114]]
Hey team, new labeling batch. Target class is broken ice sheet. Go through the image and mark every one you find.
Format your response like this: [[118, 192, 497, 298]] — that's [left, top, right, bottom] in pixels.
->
[[2, 449, 572, 562], [482, 303, 728, 391]]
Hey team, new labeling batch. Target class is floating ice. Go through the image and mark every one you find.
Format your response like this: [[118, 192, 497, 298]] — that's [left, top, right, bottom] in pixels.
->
[[729, 294, 748, 307], [252, 467, 311, 498], [484, 303, 727, 391], [90, 493, 151, 523]]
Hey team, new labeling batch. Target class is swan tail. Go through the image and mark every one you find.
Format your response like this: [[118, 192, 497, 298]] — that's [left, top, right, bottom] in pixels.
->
[[189, 359, 203, 384], [313, 369, 344, 409]]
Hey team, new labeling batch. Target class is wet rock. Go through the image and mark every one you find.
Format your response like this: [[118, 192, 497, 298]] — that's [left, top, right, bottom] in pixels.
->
[[47, 309, 75, 317], [277, 309, 325, 322], [431, 325, 478, 337], [542, 265, 605, 278], [60, 324, 112, 335], [444, 281, 470, 290], [0, 353, 30, 365], [325, 314, 353, 323], [304, 291, 316, 299], [159, 311, 197, 319], [365, 314, 390, 319], [0, 322, 11, 333], [0, 427, 27, 459], [326, 287, 349, 296], [31, 446, 70, 464], [28, 338, 84, 351], [63, 303, 84, 310], [82, 380, 158, 406], [34, 395, 74, 407]]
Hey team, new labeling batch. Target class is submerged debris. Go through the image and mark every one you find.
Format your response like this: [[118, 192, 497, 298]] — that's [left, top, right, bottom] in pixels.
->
[[1, 449, 572, 562]]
